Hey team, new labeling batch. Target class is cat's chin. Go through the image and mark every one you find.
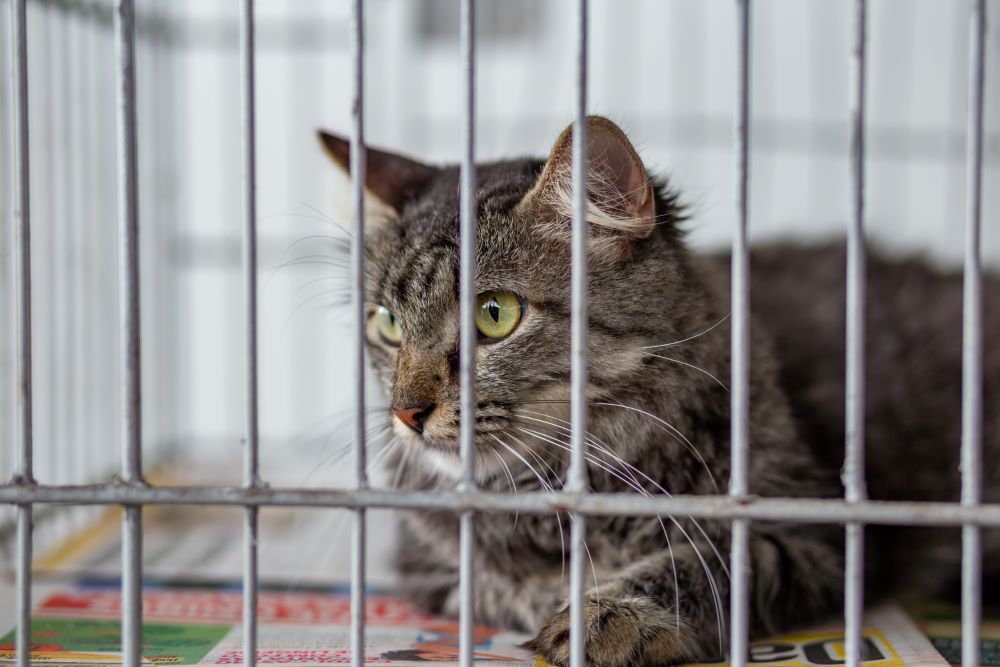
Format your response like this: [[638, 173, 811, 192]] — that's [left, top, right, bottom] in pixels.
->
[[418, 446, 465, 480], [403, 436, 513, 485]]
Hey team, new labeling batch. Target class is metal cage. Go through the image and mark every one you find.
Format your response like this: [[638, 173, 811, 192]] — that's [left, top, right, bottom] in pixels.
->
[[1, 1, 993, 667]]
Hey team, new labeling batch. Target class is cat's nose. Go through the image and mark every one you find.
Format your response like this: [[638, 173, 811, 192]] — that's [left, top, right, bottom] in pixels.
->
[[393, 403, 434, 434]]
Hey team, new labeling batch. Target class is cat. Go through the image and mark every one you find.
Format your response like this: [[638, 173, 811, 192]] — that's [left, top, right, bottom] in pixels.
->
[[317, 116, 999, 667]]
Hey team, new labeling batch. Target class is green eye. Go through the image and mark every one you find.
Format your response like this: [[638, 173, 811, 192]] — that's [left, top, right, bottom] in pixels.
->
[[375, 306, 402, 345], [476, 291, 522, 340]]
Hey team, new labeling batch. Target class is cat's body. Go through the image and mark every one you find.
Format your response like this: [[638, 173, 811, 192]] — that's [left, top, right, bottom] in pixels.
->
[[319, 117, 998, 667], [750, 244, 1000, 597]]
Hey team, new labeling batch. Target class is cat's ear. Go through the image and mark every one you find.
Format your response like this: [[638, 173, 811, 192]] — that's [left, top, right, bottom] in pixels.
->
[[318, 130, 439, 213], [518, 116, 656, 258]]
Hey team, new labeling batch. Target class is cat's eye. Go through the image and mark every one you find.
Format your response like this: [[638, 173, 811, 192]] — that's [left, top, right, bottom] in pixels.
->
[[374, 306, 402, 345], [476, 291, 522, 340]]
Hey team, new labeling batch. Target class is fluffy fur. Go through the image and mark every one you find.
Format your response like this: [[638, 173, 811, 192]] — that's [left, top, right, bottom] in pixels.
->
[[318, 117, 998, 667]]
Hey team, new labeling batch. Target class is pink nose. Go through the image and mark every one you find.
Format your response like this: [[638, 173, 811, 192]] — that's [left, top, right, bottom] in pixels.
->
[[394, 404, 434, 434]]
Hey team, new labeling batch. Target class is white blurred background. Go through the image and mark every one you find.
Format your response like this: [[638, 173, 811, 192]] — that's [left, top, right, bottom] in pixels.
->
[[1, 0, 998, 568]]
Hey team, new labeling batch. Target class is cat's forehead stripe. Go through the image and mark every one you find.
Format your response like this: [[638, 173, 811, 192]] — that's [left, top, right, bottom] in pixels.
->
[[380, 240, 456, 312]]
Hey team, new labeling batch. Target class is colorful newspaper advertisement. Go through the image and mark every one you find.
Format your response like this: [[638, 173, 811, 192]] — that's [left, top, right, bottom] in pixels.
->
[[0, 578, 951, 667], [910, 605, 1000, 667]]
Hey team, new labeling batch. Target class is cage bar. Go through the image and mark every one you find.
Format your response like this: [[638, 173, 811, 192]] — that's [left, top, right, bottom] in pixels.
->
[[961, 2, 986, 667], [7, 0, 34, 665], [5, 484, 1000, 524], [844, 2, 867, 666], [239, 0, 260, 664], [15, 507, 31, 667], [571, 0, 589, 656], [113, 0, 143, 665], [458, 0, 477, 665], [7, 0, 31, 469], [730, 0, 751, 665], [350, 1, 368, 666], [568, 2, 589, 667]]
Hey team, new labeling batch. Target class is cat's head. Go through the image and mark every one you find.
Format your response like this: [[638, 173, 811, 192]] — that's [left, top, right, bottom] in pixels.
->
[[319, 117, 701, 480]]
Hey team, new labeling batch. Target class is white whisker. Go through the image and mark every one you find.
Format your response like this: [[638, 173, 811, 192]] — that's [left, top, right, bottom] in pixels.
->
[[641, 312, 730, 351], [514, 417, 727, 649], [518, 407, 718, 495], [642, 352, 730, 393], [502, 430, 569, 580]]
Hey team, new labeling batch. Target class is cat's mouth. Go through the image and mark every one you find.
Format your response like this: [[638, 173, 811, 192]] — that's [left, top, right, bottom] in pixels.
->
[[391, 414, 517, 460], [391, 412, 461, 451]]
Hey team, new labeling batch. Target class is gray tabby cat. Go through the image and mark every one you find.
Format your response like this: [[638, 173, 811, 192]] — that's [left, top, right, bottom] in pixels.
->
[[318, 117, 998, 667]]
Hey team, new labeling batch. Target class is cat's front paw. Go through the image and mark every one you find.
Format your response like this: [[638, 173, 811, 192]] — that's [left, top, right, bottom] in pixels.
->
[[523, 594, 693, 667]]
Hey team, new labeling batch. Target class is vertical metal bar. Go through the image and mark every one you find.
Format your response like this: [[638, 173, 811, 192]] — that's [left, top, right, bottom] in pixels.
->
[[240, 0, 260, 496], [9, 0, 32, 485], [114, 1, 143, 666], [730, 1, 751, 666], [350, 3, 368, 667], [961, 2, 986, 667], [458, 1, 477, 666], [115, 0, 141, 484], [8, 1, 34, 666], [239, 1, 260, 666], [0, 0, 10, 482], [569, 3, 589, 667], [844, 3, 867, 667], [15, 507, 32, 667]]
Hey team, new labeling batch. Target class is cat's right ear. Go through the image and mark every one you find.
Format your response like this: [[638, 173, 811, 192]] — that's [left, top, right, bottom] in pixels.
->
[[317, 130, 439, 213], [516, 116, 657, 262]]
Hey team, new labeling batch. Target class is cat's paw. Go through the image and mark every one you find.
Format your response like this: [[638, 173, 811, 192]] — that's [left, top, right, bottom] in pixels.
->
[[523, 594, 693, 667]]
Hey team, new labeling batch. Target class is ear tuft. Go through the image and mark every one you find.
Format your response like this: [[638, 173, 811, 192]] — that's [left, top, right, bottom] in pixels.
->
[[317, 130, 439, 212], [518, 116, 656, 250]]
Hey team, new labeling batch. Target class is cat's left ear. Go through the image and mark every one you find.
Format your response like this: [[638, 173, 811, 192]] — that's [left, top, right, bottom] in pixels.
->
[[517, 116, 656, 260], [318, 130, 439, 213]]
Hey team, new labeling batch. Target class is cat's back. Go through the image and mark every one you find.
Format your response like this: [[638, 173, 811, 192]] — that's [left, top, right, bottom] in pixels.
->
[[738, 241, 999, 506]]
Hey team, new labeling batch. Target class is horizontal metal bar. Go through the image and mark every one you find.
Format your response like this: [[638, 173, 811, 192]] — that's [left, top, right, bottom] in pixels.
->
[[3, 484, 1000, 526]]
